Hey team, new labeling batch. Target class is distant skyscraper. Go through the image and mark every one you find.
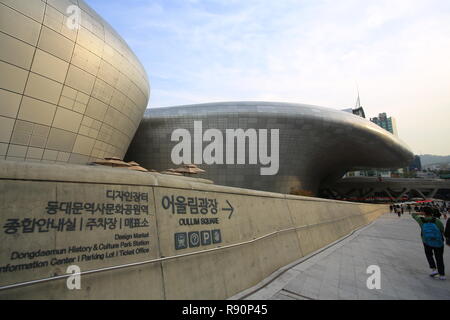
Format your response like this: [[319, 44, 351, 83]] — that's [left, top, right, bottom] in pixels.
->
[[341, 93, 366, 118], [370, 113, 398, 136], [352, 92, 366, 118], [408, 155, 422, 171]]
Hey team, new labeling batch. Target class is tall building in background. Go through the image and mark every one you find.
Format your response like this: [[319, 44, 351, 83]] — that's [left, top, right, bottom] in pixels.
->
[[370, 113, 398, 136], [345, 101, 404, 179], [352, 92, 366, 118], [368, 113, 403, 178], [408, 155, 422, 172], [341, 92, 366, 118]]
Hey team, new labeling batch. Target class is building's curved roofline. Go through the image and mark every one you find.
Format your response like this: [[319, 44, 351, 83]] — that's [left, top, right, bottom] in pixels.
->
[[144, 101, 414, 159], [130, 101, 415, 194]]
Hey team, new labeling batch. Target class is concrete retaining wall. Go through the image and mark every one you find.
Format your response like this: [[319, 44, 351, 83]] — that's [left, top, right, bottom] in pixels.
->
[[0, 160, 386, 299]]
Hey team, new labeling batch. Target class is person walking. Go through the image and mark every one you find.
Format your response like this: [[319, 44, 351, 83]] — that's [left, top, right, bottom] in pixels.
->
[[412, 207, 446, 280]]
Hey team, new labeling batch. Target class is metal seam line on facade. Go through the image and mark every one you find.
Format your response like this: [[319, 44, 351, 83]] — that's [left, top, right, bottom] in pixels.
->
[[0, 4, 148, 107], [0, 210, 377, 291]]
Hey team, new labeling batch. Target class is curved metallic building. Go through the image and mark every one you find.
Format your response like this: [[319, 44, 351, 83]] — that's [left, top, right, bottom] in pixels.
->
[[126, 102, 414, 194], [0, 0, 149, 163]]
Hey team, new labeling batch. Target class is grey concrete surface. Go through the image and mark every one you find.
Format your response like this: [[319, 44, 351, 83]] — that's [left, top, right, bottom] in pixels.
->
[[241, 213, 450, 300]]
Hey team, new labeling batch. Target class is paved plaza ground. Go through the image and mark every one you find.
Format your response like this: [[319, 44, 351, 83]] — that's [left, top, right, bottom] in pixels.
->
[[234, 213, 450, 300]]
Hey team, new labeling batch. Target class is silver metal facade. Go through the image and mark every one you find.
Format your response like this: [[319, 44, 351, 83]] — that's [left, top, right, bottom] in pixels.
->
[[126, 102, 414, 194], [0, 0, 149, 163]]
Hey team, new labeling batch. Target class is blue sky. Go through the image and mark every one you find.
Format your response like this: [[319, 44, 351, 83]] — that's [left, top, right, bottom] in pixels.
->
[[86, 0, 450, 155]]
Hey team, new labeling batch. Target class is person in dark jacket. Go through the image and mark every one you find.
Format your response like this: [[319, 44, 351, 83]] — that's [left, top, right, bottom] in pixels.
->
[[412, 207, 446, 280]]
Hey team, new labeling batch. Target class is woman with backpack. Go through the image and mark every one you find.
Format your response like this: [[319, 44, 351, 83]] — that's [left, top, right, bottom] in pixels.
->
[[412, 206, 446, 280]]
